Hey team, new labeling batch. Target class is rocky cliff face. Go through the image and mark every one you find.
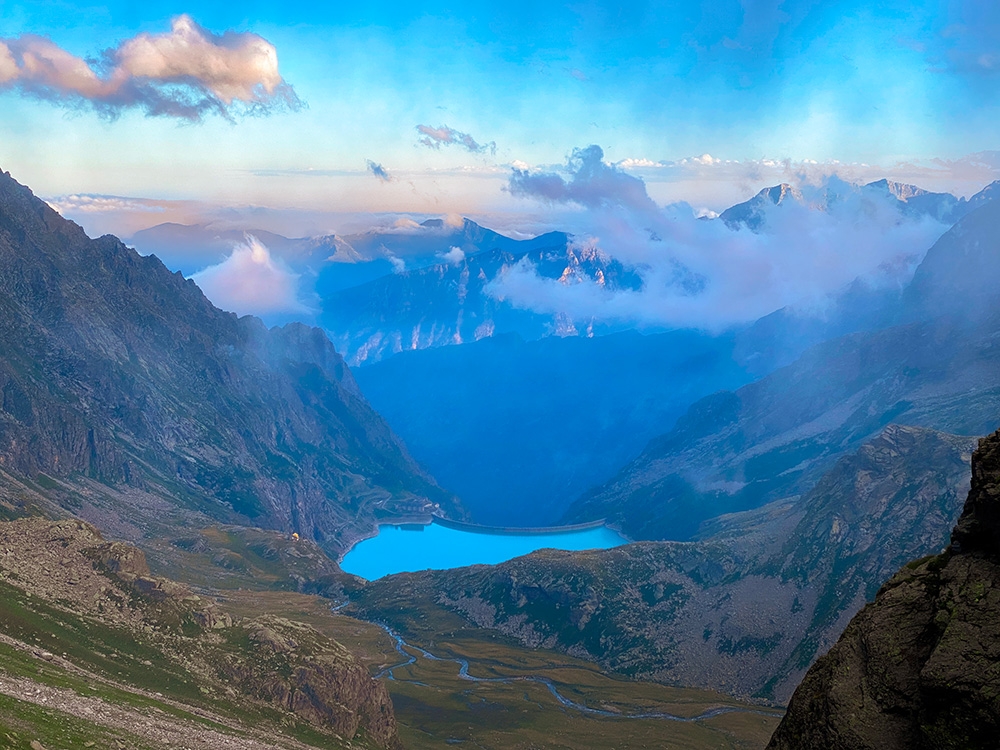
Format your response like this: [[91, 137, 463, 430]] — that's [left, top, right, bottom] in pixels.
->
[[322, 237, 637, 365], [354, 425, 974, 703], [0, 170, 460, 554], [766, 428, 1000, 750]]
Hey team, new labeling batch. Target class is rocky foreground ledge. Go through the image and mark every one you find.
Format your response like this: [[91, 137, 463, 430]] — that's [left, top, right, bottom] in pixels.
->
[[0, 517, 400, 750], [767, 428, 1000, 750]]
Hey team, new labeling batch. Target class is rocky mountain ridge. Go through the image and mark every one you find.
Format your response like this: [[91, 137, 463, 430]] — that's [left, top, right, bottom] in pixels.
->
[[0, 168, 460, 556], [720, 178, 988, 232]]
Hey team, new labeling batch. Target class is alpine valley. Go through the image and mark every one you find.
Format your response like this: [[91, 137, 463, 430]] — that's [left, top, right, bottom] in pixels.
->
[[4, 159, 1000, 750]]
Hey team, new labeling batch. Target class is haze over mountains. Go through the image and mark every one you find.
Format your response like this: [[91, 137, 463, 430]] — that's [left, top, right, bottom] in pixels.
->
[[119, 175, 1000, 528]]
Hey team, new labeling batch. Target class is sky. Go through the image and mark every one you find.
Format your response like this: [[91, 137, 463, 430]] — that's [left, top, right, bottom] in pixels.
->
[[2, 1, 1000, 327], [2, 0, 1000, 224]]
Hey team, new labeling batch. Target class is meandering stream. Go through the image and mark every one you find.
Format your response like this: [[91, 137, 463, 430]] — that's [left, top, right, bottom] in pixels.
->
[[333, 602, 777, 723]]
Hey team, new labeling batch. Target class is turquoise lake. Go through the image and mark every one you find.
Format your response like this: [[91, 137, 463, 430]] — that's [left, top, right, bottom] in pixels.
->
[[340, 521, 628, 580]]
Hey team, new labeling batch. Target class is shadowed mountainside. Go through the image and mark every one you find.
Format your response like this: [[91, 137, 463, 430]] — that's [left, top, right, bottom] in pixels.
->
[[0, 169, 460, 555], [354, 329, 750, 525]]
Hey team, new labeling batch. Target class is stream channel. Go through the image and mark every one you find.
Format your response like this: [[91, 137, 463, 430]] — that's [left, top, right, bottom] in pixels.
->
[[331, 601, 778, 723]]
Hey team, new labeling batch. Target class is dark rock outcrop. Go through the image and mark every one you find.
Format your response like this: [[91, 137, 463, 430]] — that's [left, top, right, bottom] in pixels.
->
[[219, 616, 399, 747], [766, 428, 1000, 750]]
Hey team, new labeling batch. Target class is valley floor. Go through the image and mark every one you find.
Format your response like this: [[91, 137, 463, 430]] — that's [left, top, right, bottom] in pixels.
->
[[220, 591, 784, 750]]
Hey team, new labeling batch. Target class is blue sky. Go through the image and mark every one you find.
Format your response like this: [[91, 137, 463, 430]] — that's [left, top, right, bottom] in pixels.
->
[[2, 0, 1000, 227]]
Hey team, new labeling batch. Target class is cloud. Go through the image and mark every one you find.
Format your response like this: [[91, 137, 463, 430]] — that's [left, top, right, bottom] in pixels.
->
[[46, 194, 166, 214], [365, 160, 392, 182], [191, 236, 309, 316], [0, 15, 300, 120], [607, 150, 1000, 208], [508, 145, 660, 218], [0, 43, 17, 84], [416, 124, 496, 155], [437, 246, 465, 264], [491, 145, 953, 331]]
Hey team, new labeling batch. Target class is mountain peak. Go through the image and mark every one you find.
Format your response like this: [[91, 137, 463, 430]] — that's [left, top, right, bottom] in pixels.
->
[[719, 183, 803, 230], [760, 182, 801, 205], [951, 431, 1000, 555], [863, 178, 928, 202]]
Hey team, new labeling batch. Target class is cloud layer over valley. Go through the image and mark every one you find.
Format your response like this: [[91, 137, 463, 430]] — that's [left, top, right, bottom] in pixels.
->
[[191, 236, 310, 316], [492, 146, 954, 330]]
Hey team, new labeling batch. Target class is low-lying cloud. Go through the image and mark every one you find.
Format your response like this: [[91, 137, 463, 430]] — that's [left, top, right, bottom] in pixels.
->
[[437, 246, 465, 264], [492, 145, 953, 331], [47, 194, 166, 215], [0, 15, 300, 120], [416, 124, 496, 155], [192, 236, 309, 316]]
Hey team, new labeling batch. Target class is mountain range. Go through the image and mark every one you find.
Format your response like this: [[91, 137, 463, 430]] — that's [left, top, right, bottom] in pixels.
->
[[564, 195, 1000, 540], [7, 161, 1000, 747], [720, 177, 988, 231]]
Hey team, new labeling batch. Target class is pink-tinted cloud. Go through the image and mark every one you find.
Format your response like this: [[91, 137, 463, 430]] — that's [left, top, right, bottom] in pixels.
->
[[0, 15, 300, 120], [416, 124, 496, 155], [192, 236, 310, 316]]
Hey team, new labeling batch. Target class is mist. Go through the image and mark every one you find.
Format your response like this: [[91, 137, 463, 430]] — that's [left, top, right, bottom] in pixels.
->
[[491, 146, 952, 331]]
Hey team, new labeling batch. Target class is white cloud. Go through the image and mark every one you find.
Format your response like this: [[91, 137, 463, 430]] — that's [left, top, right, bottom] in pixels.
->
[[46, 194, 165, 214], [495, 147, 954, 331], [617, 157, 667, 169], [0, 15, 300, 120], [438, 246, 465, 264], [191, 236, 309, 316]]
